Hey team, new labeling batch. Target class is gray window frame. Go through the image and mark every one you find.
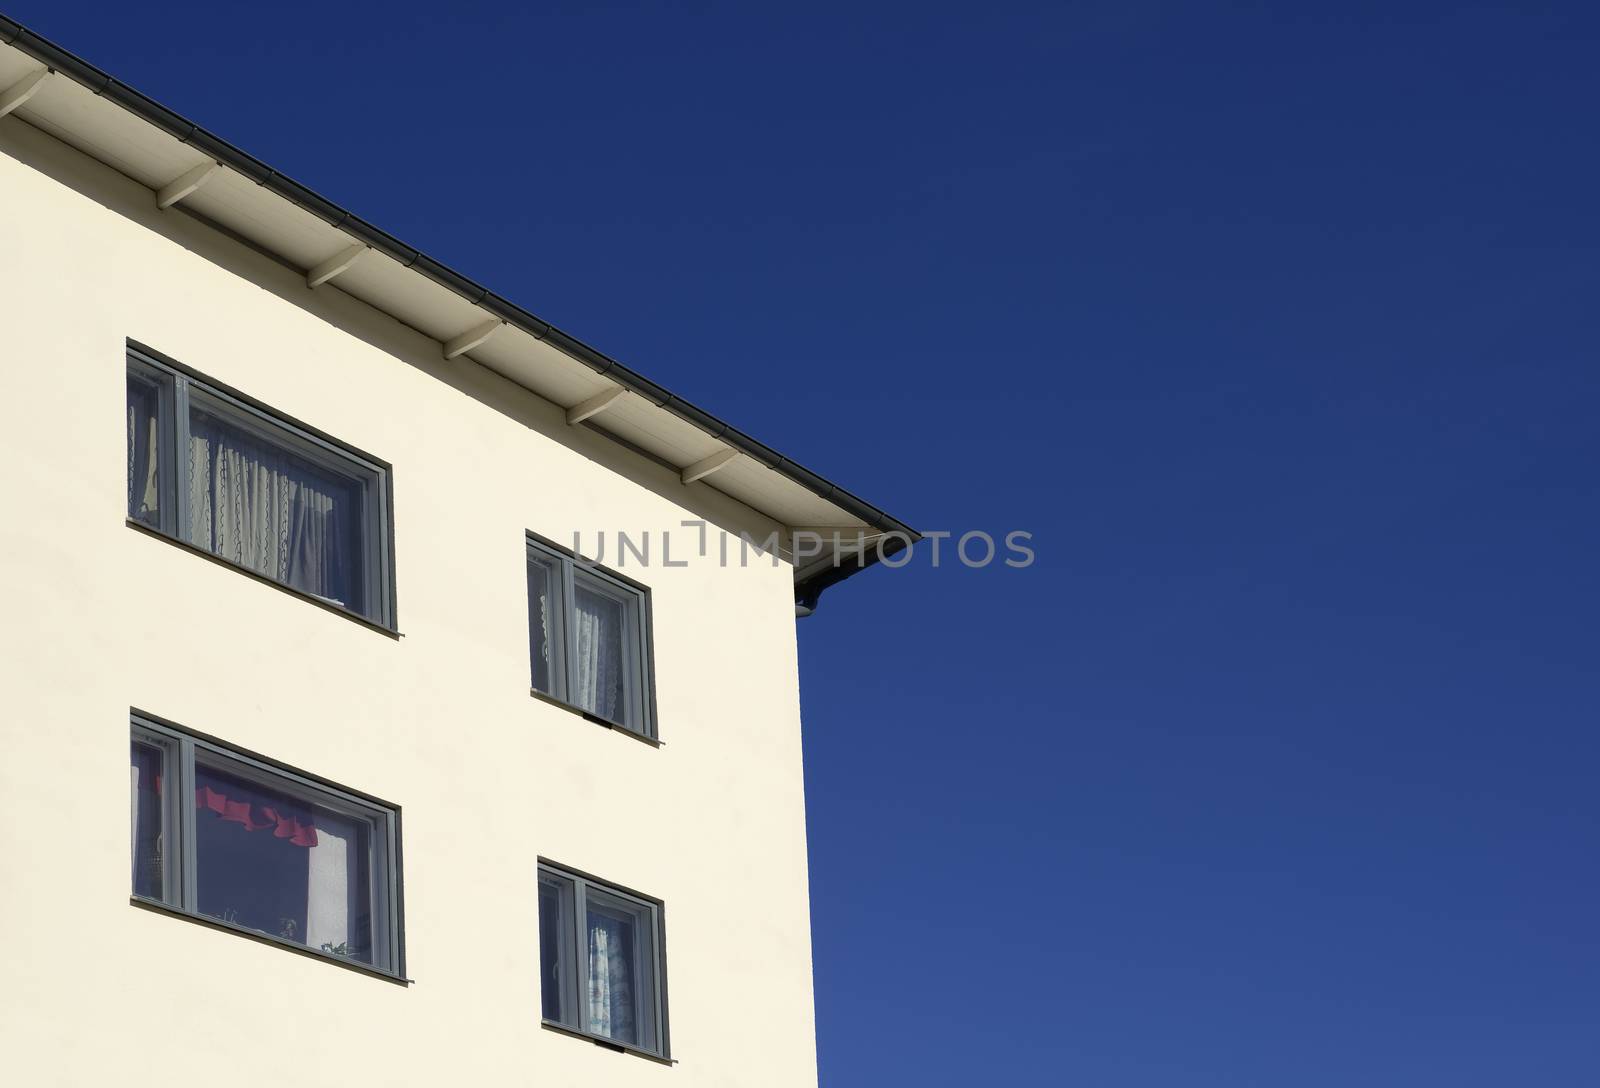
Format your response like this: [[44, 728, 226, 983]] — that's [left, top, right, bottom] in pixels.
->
[[126, 343, 397, 629], [129, 711, 406, 981], [527, 533, 657, 740], [538, 859, 670, 1060]]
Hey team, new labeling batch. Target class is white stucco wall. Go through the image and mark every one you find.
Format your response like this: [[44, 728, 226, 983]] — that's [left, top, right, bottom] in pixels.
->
[[0, 114, 818, 1087]]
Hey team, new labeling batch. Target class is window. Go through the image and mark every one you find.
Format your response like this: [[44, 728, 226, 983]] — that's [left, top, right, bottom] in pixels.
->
[[528, 535, 656, 738], [131, 714, 404, 976], [126, 345, 395, 627], [538, 861, 668, 1057]]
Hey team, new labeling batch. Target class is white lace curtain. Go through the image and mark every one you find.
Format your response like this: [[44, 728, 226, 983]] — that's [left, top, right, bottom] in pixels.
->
[[572, 586, 624, 721], [588, 912, 637, 1043], [127, 377, 161, 524], [187, 409, 358, 608], [529, 559, 557, 693]]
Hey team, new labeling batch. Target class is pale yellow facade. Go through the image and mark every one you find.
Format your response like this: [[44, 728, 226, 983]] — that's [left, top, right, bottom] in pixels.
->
[[0, 109, 821, 1086]]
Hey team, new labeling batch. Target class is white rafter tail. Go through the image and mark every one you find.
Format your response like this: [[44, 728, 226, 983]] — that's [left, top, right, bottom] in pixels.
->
[[681, 448, 738, 485], [156, 161, 219, 210], [306, 243, 367, 288], [0, 68, 50, 119], [566, 386, 626, 425], [443, 317, 504, 360]]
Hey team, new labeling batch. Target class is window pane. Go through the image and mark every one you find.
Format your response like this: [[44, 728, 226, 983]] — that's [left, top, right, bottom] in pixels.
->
[[130, 740, 168, 900], [528, 554, 564, 698], [187, 401, 367, 614], [572, 575, 633, 725], [193, 755, 378, 966], [127, 373, 162, 527], [585, 889, 656, 1050], [539, 873, 575, 1025]]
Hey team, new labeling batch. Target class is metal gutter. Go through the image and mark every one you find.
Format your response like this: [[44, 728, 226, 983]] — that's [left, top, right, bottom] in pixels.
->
[[0, 13, 921, 569]]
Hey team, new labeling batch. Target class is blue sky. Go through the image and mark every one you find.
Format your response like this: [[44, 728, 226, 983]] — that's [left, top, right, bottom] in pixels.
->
[[16, 2, 1600, 1083]]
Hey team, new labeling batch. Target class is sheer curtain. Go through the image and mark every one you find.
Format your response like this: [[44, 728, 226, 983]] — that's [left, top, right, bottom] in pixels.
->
[[306, 812, 355, 955], [572, 585, 624, 721], [127, 376, 161, 526], [187, 407, 360, 608], [588, 913, 637, 1043], [529, 559, 557, 694]]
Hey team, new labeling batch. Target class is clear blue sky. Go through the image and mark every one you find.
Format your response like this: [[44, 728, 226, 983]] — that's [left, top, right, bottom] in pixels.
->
[[17, 2, 1600, 1083]]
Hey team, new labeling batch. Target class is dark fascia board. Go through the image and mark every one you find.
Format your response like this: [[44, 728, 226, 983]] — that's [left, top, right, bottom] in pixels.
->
[[0, 14, 922, 574]]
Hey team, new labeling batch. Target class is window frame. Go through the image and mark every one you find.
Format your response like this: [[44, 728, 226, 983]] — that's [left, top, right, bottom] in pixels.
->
[[129, 710, 407, 981], [527, 533, 657, 740], [537, 859, 671, 1060], [126, 342, 397, 630]]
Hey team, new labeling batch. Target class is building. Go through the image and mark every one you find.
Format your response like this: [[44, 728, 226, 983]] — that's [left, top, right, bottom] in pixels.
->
[[0, 16, 917, 1086]]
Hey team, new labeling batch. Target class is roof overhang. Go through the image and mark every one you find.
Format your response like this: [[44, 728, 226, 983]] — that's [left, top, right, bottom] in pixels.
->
[[0, 15, 919, 613]]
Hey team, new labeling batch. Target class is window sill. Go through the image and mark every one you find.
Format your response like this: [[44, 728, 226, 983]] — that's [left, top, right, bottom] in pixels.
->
[[126, 519, 401, 639], [130, 895, 411, 985], [529, 688, 662, 747], [540, 1019, 673, 1065]]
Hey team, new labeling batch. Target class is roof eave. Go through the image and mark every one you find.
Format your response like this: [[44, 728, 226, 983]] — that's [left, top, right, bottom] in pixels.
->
[[0, 14, 921, 585]]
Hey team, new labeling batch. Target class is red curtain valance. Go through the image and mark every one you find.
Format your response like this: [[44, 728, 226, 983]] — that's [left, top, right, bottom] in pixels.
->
[[195, 784, 319, 848], [136, 768, 320, 848]]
